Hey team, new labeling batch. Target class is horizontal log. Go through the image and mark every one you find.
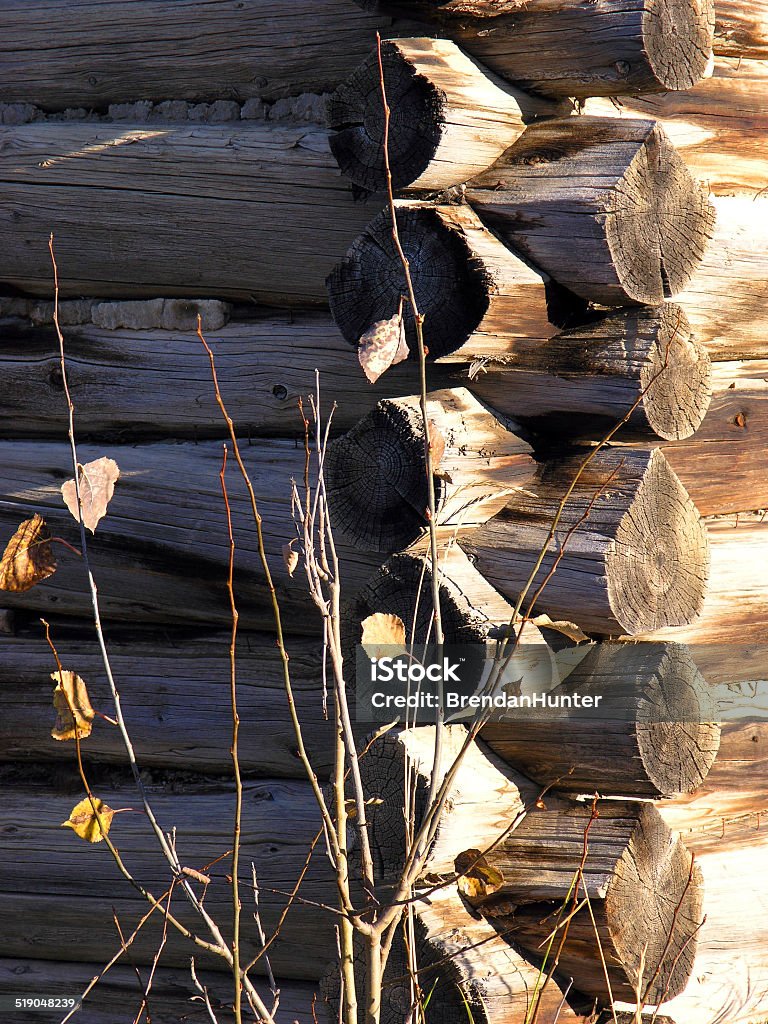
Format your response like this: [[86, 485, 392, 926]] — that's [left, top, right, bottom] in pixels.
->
[[624, 357, 768, 516], [328, 37, 564, 193], [713, 0, 768, 57], [0, 959, 318, 1024], [465, 117, 715, 307], [0, 630, 334, 778], [0, 303, 713, 445], [0, 0, 399, 109], [471, 304, 713, 442], [481, 641, 721, 799], [327, 200, 554, 360], [0, 776, 334, 978], [475, 801, 703, 1003], [673, 195, 768, 360], [661, 836, 768, 1024], [359, 0, 715, 98], [461, 448, 709, 636], [327, 388, 535, 552], [0, 122, 378, 303], [0, 439, 383, 632], [585, 58, 768, 198]]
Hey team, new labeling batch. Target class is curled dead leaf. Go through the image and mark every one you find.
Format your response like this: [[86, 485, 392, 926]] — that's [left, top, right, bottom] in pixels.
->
[[0, 515, 57, 593], [282, 541, 299, 578], [358, 312, 409, 384], [427, 420, 446, 468], [531, 614, 591, 645], [62, 796, 115, 843], [51, 670, 95, 742], [455, 849, 505, 901], [344, 796, 384, 820], [361, 612, 406, 661], [182, 866, 212, 886], [62, 457, 120, 534]]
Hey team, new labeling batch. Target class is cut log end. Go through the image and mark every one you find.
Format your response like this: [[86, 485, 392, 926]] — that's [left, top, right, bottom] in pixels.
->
[[605, 804, 704, 1002], [327, 42, 445, 193], [327, 400, 436, 551], [327, 205, 492, 359], [643, 0, 716, 93], [607, 449, 709, 633], [607, 123, 716, 304], [637, 304, 711, 440]]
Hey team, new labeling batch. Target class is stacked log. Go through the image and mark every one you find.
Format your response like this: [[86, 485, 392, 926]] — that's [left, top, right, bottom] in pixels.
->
[[1, 1, 767, 1023]]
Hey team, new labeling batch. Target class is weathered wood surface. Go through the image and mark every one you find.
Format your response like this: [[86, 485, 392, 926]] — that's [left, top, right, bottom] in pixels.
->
[[328, 201, 554, 360], [660, 836, 768, 1024], [328, 37, 564, 193], [327, 388, 534, 552], [465, 117, 715, 307], [0, 303, 714, 445], [674, 195, 768, 360], [477, 802, 703, 1003], [356, 0, 715, 99], [471, 304, 712, 442], [0, 0, 403, 109], [0, 439, 382, 632], [0, 959, 319, 1024], [713, 0, 768, 57], [0, 122, 379, 303], [0, 630, 334, 778], [0, 777, 334, 978], [585, 58, 768, 198], [462, 448, 709, 636], [481, 641, 721, 799]]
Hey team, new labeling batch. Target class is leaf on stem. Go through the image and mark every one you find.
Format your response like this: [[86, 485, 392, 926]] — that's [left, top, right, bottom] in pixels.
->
[[455, 849, 504, 900], [51, 670, 95, 742], [427, 420, 446, 468], [282, 541, 299, 578], [62, 457, 120, 533], [0, 515, 57, 592], [358, 312, 409, 384], [62, 796, 115, 843], [531, 614, 591, 646]]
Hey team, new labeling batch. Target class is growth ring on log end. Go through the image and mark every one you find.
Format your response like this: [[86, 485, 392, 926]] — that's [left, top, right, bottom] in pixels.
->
[[478, 802, 704, 1002], [463, 448, 710, 636], [327, 37, 557, 193], [327, 202, 552, 359], [466, 117, 716, 307], [326, 388, 533, 552]]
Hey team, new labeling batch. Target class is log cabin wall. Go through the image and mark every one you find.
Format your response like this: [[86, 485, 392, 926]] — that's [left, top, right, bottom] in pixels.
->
[[0, 2, 766, 1023]]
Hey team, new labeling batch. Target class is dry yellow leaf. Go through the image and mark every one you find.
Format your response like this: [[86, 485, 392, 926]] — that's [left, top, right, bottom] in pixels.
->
[[62, 796, 115, 843], [0, 515, 57, 592], [282, 542, 299, 578], [61, 457, 120, 534], [455, 849, 505, 901], [51, 670, 95, 742], [427, 420, 446, 468], [360, 612, 407, 661]]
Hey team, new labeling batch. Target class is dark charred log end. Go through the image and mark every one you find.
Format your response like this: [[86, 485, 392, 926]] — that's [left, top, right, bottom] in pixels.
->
[[352, 553, 489, 648], [326, 400, 439, 552], [327, 205, 492, 359], [609, 124, 716, 305], [606, 805, 704, 1002], [640, 304, 712, 440], [635, 643, 721, 797], [543, 279, 593, 330], [327, 42, 446, 192], [643, 0, 716, 92], [607, 450, 709, 634]]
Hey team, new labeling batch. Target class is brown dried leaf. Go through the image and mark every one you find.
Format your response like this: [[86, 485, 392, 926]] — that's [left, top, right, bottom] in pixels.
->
[[455, 849, 504, 901], [427, 420, 446, 468], [0, 515, 57, 592], [358, 312, 409, 384], [344, 796, 384, 820], [532, 614, 590, 645], [282, 542, 299, 578], [61, 457, 120, 533], [62, 796, 115, 843], [361, 612, 406, 661], [51, 670, 95, 742]]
